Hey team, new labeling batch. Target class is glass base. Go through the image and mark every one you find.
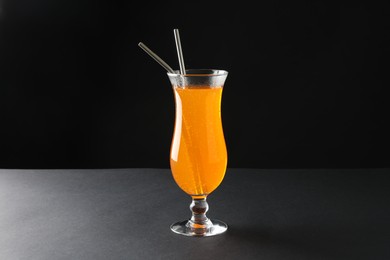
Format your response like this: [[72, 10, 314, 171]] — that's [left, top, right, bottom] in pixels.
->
[[170, 219, 228, 237]]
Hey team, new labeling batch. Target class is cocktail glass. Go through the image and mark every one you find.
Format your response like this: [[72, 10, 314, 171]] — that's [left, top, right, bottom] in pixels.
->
[[168, 69, 228, 237]]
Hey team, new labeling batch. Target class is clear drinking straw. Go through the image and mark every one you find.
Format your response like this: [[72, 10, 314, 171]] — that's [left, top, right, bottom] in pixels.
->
[[173, 29, 204, 194], [138, 42, 175, 73], [174, 29, 186, 75]]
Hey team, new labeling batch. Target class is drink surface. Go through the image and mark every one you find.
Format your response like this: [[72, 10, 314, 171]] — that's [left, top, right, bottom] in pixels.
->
[[170, 86, 227, 197]]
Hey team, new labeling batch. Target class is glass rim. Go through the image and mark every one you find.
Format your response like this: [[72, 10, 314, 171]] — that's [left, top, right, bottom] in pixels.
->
[[167, 69, 228, 77]]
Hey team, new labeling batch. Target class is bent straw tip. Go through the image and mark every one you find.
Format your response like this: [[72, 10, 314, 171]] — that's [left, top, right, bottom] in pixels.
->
[[137, 41, 175, 73]]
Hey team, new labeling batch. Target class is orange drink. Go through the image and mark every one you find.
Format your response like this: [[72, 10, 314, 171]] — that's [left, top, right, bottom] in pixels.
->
[[170, 86, 227, 197]]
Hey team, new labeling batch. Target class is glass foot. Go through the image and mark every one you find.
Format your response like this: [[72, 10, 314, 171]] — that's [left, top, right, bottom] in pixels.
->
[[170, 219, 228, 237]]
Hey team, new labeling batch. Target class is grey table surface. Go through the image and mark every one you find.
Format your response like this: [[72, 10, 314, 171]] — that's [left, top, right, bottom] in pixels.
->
[[0, 168, 389, 260]]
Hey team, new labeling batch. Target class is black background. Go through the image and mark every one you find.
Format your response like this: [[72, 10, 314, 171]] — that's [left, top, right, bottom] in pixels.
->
[[0, 1, 389, 169]]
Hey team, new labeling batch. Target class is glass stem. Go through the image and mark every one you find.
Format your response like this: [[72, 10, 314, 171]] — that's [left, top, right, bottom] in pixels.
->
[[188, 197, 212, 230]]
